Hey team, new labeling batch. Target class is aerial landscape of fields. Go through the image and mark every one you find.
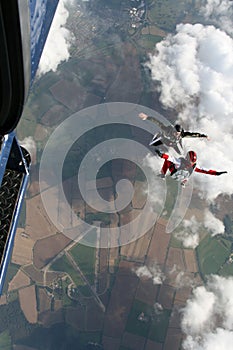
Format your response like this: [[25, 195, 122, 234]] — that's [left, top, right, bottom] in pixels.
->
[[0, 0, 233, 349]]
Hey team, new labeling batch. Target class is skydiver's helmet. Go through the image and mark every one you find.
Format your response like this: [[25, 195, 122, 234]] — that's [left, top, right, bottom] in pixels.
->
[[186, 150, 197, 165], [174, 124, 182, 140], [174, 124, 182, 132]]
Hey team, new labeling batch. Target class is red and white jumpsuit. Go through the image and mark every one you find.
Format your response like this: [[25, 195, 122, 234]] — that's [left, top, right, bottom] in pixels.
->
[[160, 153, 226, 184]]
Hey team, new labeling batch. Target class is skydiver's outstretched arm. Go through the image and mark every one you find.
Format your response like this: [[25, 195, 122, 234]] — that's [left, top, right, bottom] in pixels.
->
[[195, 168, 227, 175], [182, 131, 208, 139], [138, 113, 167, 130]]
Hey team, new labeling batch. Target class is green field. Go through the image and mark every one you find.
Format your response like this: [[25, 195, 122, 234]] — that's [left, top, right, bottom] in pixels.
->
[[17, 70, 60, 140], [51, 255, 84, 287], [85, 212, 111, 226], [96, 160, 112, 179], [33, 70, 60, 94], [125, 300, 151, 337], [197, 235, 232, 276], [149, 309, 171, 343], [0, 331, 11, 350], [70, 243, 96, 285], [148, 0, 193, 31], [78, 331, 101, 346], [50, 256, 95, 303], [138, 34, 163, 50], [17, 104, 38, 140], [3, 264, 19, 294], [125, 299, 171, 342], [17, 200, 26, 228], [169, 234, 183, 249], [219, 262, 233, 277], [60, 278, 76, 307]]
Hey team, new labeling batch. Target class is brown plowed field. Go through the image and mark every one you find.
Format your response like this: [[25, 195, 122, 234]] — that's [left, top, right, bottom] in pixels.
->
[[104, 264, 139, 338], [33, 233, 71, 269], [147, 223, 170, 264]]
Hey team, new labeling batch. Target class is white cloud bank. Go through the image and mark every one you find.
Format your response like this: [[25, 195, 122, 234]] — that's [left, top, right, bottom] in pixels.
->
[[200, 0, 233, 36], [204, 209, 225, 235], [145, 4, 233, 350], [170, 210, 224, 249], [181, 275, 233, 350], [174, 216, 201, 249], [135, 264, 165, 285], [38, 0, 74, 76], [19, 136, 37, 164]]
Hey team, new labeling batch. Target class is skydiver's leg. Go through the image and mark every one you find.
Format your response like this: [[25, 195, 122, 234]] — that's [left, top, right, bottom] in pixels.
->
[[151, 139, 168, 154], [157, 159, 173, 179], [161, 159, 173, 175], [149, 134, 163, 147], [152, 140, 163, 147]]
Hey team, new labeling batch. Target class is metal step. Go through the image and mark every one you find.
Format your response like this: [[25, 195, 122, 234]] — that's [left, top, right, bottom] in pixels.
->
[[0, 168, 24, 265]]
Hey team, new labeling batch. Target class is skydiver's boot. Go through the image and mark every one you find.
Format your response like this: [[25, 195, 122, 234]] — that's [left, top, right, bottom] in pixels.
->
[[157, 173, 165, 180], [154, 149, 163, 158], [181, 179, 187, 187]]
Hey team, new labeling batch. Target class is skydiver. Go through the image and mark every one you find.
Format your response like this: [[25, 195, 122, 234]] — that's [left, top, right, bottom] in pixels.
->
[[155, 149, 227, 187], [139, 112, 209, 155]]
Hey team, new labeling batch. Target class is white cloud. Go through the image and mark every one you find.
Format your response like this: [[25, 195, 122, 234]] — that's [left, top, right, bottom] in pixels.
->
[[181, 285, 216, 335], [134, 264, 165, 285], [174, 216, 201, 248], [143, 153, 166, 209], [175, 271, 194, 289], [38, 0, 74, 76], [208, 275, 233, 329], [19, 136, 36, 153], [181, 275, 233, 349], [204, 209, 225, 236], [147, 22, 233, 228], [183, 328, 233, 350], [144, 153, 161, 172], [19, 136, 37, 164], [145, 5, 233, 350], [154, 302, 163, 314], [200, 0, 233, 36]]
